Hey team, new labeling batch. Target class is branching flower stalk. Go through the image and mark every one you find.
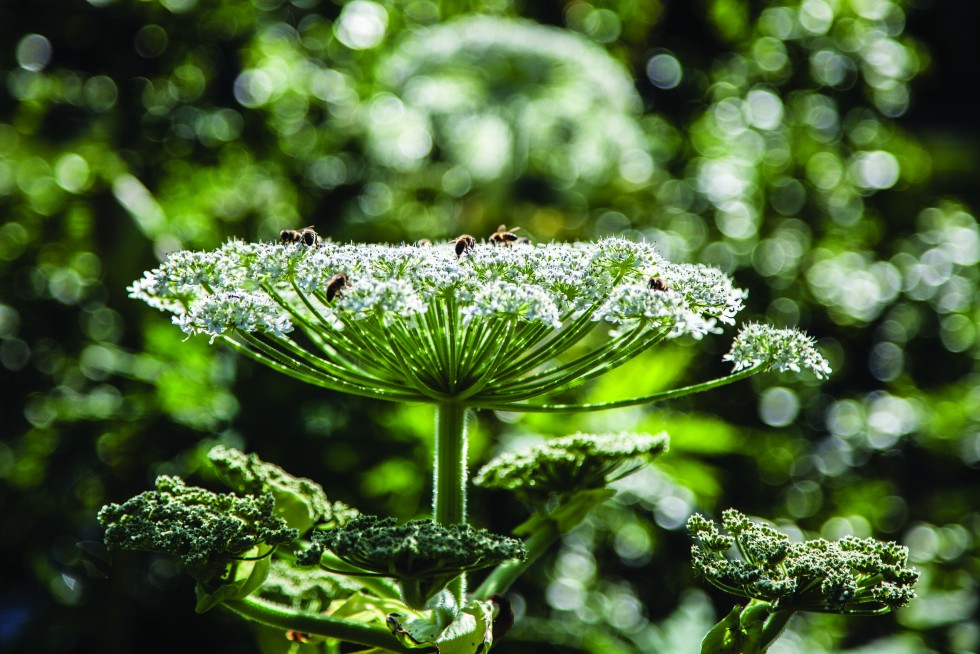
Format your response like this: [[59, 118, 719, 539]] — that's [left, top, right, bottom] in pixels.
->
[[118, 236, 832, 650]]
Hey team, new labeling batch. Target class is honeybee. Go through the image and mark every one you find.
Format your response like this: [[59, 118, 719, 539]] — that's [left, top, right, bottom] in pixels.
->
[[489, 224, 521, 246], [454, 234, 476, 258], [285, 631, 313, 643], [280, 226, 320, 248], [649, 277, 670, 292], [325, 273, 350, 302]]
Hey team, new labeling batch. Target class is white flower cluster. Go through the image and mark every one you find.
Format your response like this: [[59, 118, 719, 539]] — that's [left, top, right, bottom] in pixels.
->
[[461, 281, 562, 329], [172, 291, 294, 343], [130, 237, 747, 340], [340, 279, 428, 325], [723, 323, 833, 379], [594, 284, 720, 339], [128, 249, 221, 312]]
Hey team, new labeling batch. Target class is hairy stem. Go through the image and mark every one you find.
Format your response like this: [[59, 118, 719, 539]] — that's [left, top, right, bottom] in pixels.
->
[[760, 609, 793, 652], [433, 402, 469, 603], [223, 597, 420, 653]]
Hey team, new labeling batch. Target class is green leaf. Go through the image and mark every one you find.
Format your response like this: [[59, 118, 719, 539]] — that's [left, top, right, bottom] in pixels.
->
[[208, 445, 353, 534], [700, 604, 743, 654], [328, 591, 408, 624], [387, 599, 494, 654]]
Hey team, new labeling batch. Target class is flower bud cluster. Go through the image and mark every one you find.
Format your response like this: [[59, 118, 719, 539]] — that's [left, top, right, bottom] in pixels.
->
[[474, 431, 669, 500], [688, 510, 918, 615], [298, 515, 525, 609], [98, 476, 297, 582]]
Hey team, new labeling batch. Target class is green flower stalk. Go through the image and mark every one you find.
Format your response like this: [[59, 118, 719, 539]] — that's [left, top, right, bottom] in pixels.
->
[[473, 431, 669, 599], [297, 515, 526, 610], [689, 510, 919, 653]]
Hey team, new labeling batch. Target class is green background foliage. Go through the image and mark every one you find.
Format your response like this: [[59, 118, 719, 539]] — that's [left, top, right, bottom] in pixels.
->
[[1, 0, 978, 652]]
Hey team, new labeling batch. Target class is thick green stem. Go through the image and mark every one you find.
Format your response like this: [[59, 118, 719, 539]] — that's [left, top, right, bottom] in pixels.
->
[[700, 601, 791, 654], [223, 597, 420, 653], [433, 402, 469, 602], [760, 609, 793, 652], [472, 518, 561, 599], [433, 402, 469, 525]]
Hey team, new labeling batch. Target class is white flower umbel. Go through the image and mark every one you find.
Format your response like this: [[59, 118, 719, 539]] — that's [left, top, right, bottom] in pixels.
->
[[724, 323, 832, 379], [129, 237, 826, 408]]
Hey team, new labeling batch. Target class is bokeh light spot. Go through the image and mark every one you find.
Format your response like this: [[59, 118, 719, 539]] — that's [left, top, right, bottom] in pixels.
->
[[940, 314, 976, 353], [851, 150, 900, 190], [759, 386, 800, 427], [758, 7, 795, 39], [54, 154, 91, 194], [160, 0, 197, 13], [646, 53, 683, 90], [745, 88, 783, 130], [16, 34, 53, 72], [806, 151, 844, 190], [618, 149, 653, 184], [799, 0, 834, 36], [441, 166, 472, 197], [905, 523, 939, 563], [308, 156, 348, 190], [821, 515, 871, 540], [234, 69, 274, 107], [810, 49, 854, 87], [83, 75, 118, 112], [0, 338, 31, 371], [868, 341, 903, 381], [785, 480, 823, 518], [770, 177, 806, 215], [753, 37, 789, 73], [335, 1, 388, 50], [135, 24, 169, 58]]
